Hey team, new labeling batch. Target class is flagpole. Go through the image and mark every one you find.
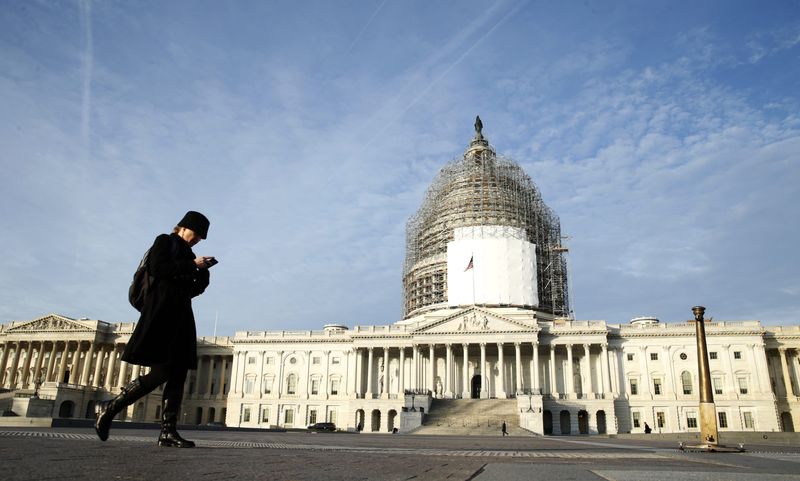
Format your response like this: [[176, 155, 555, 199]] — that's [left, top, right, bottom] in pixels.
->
[[471, 252, 475, 305]]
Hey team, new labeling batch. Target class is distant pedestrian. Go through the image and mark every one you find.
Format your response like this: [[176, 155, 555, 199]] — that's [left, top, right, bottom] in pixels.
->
[[95, 211, 215, 448], [644, 422, 652, 434], [501, 421, 508, 436], [357, 421, 363, 432]]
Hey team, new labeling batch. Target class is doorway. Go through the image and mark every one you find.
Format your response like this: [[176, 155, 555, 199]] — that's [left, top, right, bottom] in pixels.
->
[[578, 410, 589, 434], [471, 375, 481, 399]]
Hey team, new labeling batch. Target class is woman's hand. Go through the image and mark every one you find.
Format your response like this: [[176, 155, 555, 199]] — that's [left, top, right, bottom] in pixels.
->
[[194, 256, 214, 268]]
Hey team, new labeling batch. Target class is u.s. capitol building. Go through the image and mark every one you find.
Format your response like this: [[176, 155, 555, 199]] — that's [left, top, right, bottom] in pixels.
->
[[1, 121, 798, 435]]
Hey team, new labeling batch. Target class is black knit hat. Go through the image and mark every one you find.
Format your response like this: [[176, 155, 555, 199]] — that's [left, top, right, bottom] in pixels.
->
[[177, 211, 210, 239]]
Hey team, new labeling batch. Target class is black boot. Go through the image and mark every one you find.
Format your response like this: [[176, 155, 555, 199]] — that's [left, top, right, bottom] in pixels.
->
[[95, 379, 146, 441], [157, 398, 195, 448]]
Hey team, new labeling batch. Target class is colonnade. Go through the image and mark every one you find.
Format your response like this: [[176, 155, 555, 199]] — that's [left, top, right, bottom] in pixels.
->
[[186, 354, 230, 397], [0, 340, 138, 390], [350, 342, 616, 400]]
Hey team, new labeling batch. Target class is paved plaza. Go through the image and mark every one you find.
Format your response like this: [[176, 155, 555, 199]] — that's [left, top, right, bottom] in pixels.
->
[[2, 427, 800, 481]]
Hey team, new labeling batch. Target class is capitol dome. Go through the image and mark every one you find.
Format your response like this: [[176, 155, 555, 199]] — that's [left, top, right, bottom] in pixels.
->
[[402, 117, 569, 318]]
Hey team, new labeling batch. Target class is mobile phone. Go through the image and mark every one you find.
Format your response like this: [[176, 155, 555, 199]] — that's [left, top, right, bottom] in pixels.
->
[[205, 258, 219, 267]]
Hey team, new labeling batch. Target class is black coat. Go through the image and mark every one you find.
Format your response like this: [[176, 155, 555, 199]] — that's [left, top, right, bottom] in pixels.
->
[[122, 233, 209, 369]]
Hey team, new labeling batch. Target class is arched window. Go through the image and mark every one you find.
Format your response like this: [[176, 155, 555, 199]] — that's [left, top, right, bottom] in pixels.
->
[[286, 373, 297, 394], [263, 375, 274, 394], [681, 371, 693, 395], [244, 374, 256, 394]]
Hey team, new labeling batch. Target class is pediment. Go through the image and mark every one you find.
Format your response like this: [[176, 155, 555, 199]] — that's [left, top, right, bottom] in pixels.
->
[[413, 307, 537, 334], [7, 314, 95, 333]]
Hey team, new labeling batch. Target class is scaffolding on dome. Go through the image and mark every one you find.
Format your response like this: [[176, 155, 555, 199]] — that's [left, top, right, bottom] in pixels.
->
[[402, 117, 570, 319]]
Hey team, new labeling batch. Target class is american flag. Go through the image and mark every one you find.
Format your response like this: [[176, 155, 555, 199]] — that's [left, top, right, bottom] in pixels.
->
[[464, 255, 474, 271]]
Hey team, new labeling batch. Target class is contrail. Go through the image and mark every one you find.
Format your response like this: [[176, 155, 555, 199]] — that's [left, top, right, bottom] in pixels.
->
[[346, 0, 389, 55], [79, 0, 93, 158], [366, 0, 528, 146]]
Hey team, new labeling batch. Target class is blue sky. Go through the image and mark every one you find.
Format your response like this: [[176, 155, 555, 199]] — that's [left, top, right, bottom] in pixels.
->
[[1, 0, 798, 335]]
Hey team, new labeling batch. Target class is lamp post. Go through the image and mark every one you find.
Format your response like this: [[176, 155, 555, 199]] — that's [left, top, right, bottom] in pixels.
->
[[684, 306, 743, 452]]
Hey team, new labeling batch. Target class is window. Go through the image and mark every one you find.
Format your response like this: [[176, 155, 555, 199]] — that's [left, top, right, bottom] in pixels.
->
[[311, 379, 320, 395], [680, 353, 687, 360], [328, 410, 337, 424], [686, 412, 697, 428], [247, 356, 256, 365], [331, 357, 341, 365], [629, 379, 638, 395], [681, 371, 693, 395], [653, 378, 662, 395], [627, 353, 634, 361], [650, 353, 658, 361], [713, 377, 723, 395], [261, 407, 270, 423], [656, 411, 665, 428], [263, 377, 273, 394], [284, 408, 294, 425], [632, 411, 641, 428], [331, 379, 340, 395], [709, 352, 718, 360], [312, 356, 321, 365], [265, 357, 274, 365], [242, 407, 251, 423], [286, 374, 297, 395], [743, 412, 754, 429], [737, 376, 748, 394], [718, 412, 728, 428], [289, 357, 297, 365], [733, 351, 742, 360], [244, 375, 255, 394], [309, 409, 317, 425]]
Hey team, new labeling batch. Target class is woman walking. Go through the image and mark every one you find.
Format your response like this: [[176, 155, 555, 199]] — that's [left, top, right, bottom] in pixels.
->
[[95, 211, 215, 448]]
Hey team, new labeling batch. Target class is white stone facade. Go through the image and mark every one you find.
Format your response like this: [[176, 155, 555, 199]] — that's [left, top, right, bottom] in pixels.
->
[[2, 311, 798, 435]]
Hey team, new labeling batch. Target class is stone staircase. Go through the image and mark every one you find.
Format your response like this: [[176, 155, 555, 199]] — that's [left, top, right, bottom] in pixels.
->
[[412, 399, 528, 436]]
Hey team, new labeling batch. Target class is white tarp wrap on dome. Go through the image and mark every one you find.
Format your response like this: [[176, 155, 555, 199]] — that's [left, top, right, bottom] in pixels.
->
[[447, 226, 538, 307]]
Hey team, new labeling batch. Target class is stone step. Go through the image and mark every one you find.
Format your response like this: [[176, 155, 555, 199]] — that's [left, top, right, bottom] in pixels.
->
[[414, 399, 527, 436]]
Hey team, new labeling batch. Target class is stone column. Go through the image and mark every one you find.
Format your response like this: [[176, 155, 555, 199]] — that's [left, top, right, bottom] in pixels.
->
[[92, 346, 105, 388], [566, 344, 574, 397], [638, 346, 651, 396], [583, 344, 593, 397], [601, 344, 611, 396], [303, 351, 312, 398], [532, 342, 540, 393], [497, 343, 506, 398], [779, 348, 796, 396], [324, 351, 331, 399], [353, 348, 362, 397], [7, 342, 22, 388], [549, 344, 557, 395], [480, 343, 488, 398], [462, 343, 470, 398], [515, 342, 522, 394], [81, 342, 95, 386], [117, 359, 128, 388], [752, 344, 771, 393], [381, 347, 390, 399], [45, 342, 58, 383], [219, 357, 228, 395], [366, 347, 374, 398], [105, 346, 118, 389], [0, 342, 11, 386], [398, 347, 405, 396], [207, 356, 216, 395], [722, 344, 737, 395], [661, 345, 674, 399], [344, 349, 352, 397], [32, 342, 45, 386], [428, 344, 435, 394], [444, 344, 453, 398], [411, 346, 418, 390], [56, 341, 70, 384], [274, 351, 283, 397], [229, 351, 240, 394], [19, 343, 33, 388], [69, 342, 82, 384], [254, 353, 264, 397]]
